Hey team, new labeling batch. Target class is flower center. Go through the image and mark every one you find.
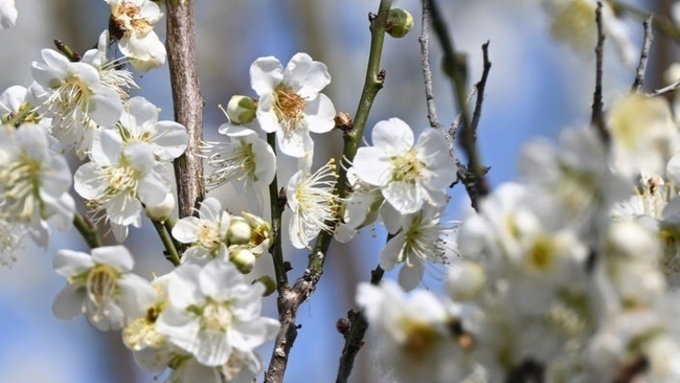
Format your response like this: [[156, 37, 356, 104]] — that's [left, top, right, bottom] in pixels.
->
[[0, 151, 42, 222], [273, 85, 305, 134], [401, 319, 440, 361], [112, 2, 153, 36], [391, 149, 425, 184], [87, 264, 119, 306], [47, 74, 92, 124], [201, 298, 233, 333]]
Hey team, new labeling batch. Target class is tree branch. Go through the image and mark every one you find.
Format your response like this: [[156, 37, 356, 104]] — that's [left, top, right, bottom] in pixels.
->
[[591, 2, 608, 143], [426, 0, 490, 208], [264, 1, 394, 382], [631, 15, 653, 92], [335, 264, 384, 383], [166, 0, 206, 219]]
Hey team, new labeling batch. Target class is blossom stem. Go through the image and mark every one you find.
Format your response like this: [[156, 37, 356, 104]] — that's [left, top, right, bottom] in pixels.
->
[[264, 2, 393, 383], [165, 0, 206, 219], [72, 212, 101, 249], [266, 132, 288, 290], [150, 218, 181, 266]]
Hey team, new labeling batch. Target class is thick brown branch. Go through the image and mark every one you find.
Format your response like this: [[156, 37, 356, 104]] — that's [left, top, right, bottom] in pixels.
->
[[166, 0, 206, 219]]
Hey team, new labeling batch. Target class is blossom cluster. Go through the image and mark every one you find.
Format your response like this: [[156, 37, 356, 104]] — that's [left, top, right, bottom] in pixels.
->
[[357, 91, 680, 382], [3, 1, 680, 383]]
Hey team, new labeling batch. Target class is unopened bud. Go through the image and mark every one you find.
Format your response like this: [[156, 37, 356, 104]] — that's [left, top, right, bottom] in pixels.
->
[[228, 217, 251, 245], [230, 248, 256, 274], [386, 8, 414, 38], [255, 275, 276, 297], [243, 212, 271, 256], [226, 95, 256, 124], [145, 193, 176, 221]]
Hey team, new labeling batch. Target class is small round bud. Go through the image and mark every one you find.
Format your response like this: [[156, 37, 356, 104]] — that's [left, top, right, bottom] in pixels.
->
[[255, 275, 277, 297], [226, 95, 256, 124], [228, 217, 251, 245], [230, 248, 256, 274], [145, 193, 176, 221], [386, 8, 414, 38], [447, 261, 485, 301]]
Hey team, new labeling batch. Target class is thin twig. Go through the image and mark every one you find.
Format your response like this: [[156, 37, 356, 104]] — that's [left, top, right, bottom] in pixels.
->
[[418, 0, 448, 142], [427, 0, 490, 206], [263, 1, 394, 382], [631, 15, 653, 92], [647, 78, 680, 97], [335, 264, 384, 383], [470, 41, 491, 134], [591, 2, 608, 143], [166, 0, 206, 219], [267, 132, 288, 291]]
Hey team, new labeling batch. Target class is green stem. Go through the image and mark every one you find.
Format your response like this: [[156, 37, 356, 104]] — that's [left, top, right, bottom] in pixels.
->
[[310, 0, 393, 275], [267, 132, 288, 291], [73, 212, 101, 249], [150, 218, 181, 266]]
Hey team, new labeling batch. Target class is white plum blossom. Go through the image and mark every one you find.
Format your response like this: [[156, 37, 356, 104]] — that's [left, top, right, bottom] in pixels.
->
[[202, 123, 276, 213], [172, 197, 232, 264], [117, 96, 188, 161], [155, 260, 280, 369], [380, 205, 457, 291], [250, 52, 336, 158], [0, 0, 17, 29], [353, 118, 457, 214], [30, 48, 123, 156], [106, 0, 166, 71], [0, 123, 74, 247], [286, 160, 339, 249], [543, 0, 636, 66], [357, 281, 473, 383], [606, 93, 679, 179], [0, 85, 42, 125], [335, 167, 384, 243], [74, 129, 175, 241], [52, 245, 157, 331], [81, 29, 137, 99]]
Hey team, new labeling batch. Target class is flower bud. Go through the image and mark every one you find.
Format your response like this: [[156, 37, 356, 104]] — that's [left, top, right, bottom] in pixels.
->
[[255, 275, 276, 297], [145, 193, 175, 221], [243, 212, 271, 256], [230, 247, 256, 274], [228, 217, 251, 245], [386, 8, 414, 38], [226, 95, 256, 124], [447, 261, 485, 301]]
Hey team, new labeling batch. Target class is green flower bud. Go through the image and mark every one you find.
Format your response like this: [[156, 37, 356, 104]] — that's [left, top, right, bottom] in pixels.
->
[[386, 8, 414, 38], [255, 275, 276, 297], [228, 217, 251, 245], [226, 95, 256, 124], [230, 247, 256, 274]]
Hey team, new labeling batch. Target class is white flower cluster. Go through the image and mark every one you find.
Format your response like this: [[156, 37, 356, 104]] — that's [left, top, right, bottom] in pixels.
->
[[52, 245, 279, 383], [357, 92, 680, 382]]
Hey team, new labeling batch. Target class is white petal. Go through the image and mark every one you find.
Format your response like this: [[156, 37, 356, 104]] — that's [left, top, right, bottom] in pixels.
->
[[284, 53, 331, 98], [199, 261, 243, 301], [397, 259, 425, 291], [91, 245, 134, 271], [250, 56, 283, 96], [153, 121, 188, 160], [353, 148, 391, 186], [304, 94, 336, 134], [372, 118, 414, 154], [379, 231, 406, 271], [53, 249, 93, 276], [172, 217, 202, 243], [384, 181, 423, 214], [88, 87, 123, 127], [52, 284, 86, 319]]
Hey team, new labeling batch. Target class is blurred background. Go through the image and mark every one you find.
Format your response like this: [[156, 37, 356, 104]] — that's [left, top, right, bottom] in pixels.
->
[[0, 0, 672, 382]]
